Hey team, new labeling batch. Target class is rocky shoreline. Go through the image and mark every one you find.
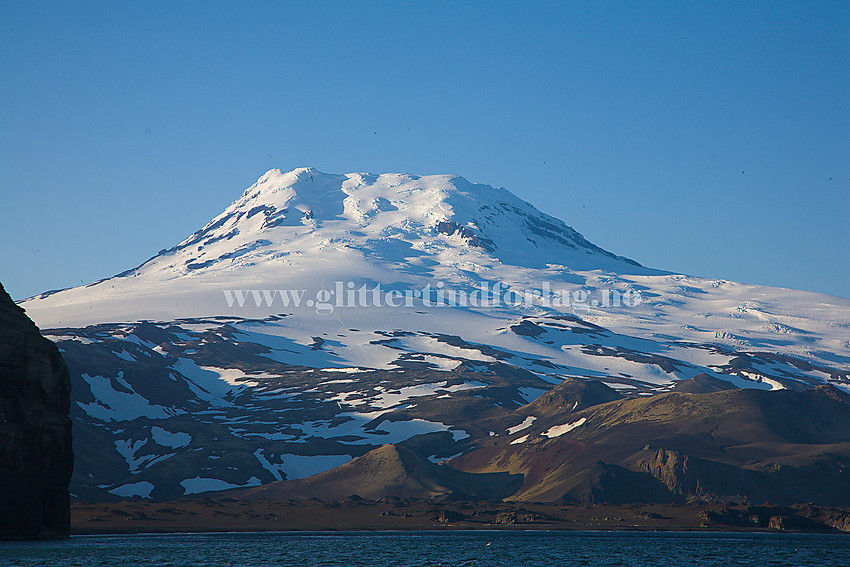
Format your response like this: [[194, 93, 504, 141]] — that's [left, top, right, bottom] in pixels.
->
[[72, 499, 850, 535]]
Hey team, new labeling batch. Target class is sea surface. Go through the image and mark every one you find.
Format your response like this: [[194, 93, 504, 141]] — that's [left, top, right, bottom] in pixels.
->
[[2, 531, 850, 566]]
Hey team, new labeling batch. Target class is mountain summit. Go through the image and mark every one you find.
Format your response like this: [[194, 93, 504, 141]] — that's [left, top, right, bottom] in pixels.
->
[[156, 166, 642, 275]]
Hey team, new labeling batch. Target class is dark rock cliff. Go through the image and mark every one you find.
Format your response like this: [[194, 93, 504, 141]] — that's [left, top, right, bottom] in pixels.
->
[[0, 283, 73, 539]]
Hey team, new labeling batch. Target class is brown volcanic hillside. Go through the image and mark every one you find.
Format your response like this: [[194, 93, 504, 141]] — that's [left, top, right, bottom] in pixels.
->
[[451, 385, 850, 505], [518, 376, 623, 417], [670, 373, 739, 394], [216, 384, 850, 508], [233, 444, 522, 501]]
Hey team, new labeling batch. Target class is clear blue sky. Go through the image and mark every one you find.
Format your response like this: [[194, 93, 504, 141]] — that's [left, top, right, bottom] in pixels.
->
[[1, 1, 848, 300]]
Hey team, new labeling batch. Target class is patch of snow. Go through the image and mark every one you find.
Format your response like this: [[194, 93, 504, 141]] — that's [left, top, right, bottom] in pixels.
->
[[739, 371, 786, 390], [151, 426, 192, 448], [172, 358, 245, 401], [109, 481, 154, 499], [78, 373, 175, 422], [428, 451, 464, 463], [122, 334, 157, 350], [253, 448, 286, 481], [58, 335, 100, 345], [114, 438, 151, 473], [277, 453, 352, 480], [542, 417, 587, 438], [292, 412, 458, 446], [320, 379, 358, 385], [180, 476, 261, 495], [333, 380, 487, 410], [243, 431, 297, 441], [113, 350, 136, 362], [506, 416, 537, 435], [198, 366, 278, 387], [603, 382, 637, 390], [450, 428, 470, 441], [517, 387, 548, 403]]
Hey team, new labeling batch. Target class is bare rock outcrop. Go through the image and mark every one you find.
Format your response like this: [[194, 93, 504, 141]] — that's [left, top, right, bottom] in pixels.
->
[[0, 283, 73, 539]]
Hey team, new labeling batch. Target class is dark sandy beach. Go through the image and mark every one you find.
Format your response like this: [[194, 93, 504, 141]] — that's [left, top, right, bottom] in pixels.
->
[[72, 499, 850, 535]]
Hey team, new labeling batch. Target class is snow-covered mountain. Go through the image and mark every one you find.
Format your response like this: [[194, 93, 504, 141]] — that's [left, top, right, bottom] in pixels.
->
[[24, 167, 650, 325], [19, 168, 850, 501]]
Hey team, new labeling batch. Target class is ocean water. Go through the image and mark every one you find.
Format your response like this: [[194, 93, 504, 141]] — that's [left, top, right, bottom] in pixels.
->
[[2, 531, 850, 566]]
